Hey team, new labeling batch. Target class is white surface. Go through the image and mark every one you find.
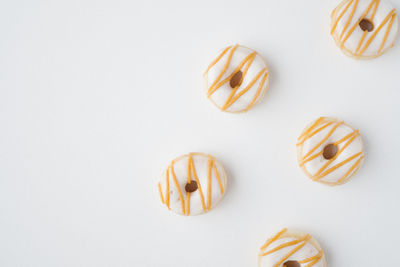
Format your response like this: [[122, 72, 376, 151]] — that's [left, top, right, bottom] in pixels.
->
[[0, 0, 399, 266]]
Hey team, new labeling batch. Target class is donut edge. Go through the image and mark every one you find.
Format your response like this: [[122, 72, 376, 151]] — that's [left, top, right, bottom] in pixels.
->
[[158, 152, 228, 216], [296, 117, 365, 186], [330, 0, 399, 60], [258, 228, 327, 267], [203, 45, 270, 113]]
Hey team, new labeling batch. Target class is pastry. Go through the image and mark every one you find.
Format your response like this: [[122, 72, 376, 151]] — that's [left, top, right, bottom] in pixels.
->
[[258, 228, 326, 267], [158, 152, 227, 216], [204, 44, 270, 112], [331, 0, 398, 59], [297, 117, 364, 186]]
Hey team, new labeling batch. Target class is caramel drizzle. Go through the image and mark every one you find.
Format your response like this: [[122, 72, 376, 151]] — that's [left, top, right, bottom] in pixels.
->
[[331, 0, 397, 56], [159, 153, 224, 215], [297, 118, 364, 184], [186, 156, 191, 215], [299, 251, 324, 267], [205, 45, 268, 111], [299, 129, 359, 167], [189, 155, 206, 211], [166, 167, 170, 208], [158, 182, 165, 204], [170, 162, 185, 214], [259, 228, 323, 267]]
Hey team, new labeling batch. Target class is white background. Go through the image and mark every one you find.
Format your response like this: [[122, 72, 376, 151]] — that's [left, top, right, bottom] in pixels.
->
[[1, 0, 399, 266]]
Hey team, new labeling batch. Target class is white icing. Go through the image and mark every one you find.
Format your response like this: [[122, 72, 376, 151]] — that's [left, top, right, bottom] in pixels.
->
[[259, 232, 325, 267], [297, 118, 364, 185], [158, 153, 227, 215], [204, 45, 269, 112], [331, 0, 398, 58]]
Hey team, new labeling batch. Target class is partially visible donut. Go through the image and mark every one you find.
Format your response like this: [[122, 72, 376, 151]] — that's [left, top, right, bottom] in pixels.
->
[[258, 228, 326, 267], [297, 117, 365, 186], [331, 0, 398, 59], [158, 152, 227, 216], [204, 44, 270, 113]]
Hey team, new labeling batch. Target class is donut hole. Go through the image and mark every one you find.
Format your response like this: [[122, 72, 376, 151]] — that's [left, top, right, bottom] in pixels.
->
[[359, 18, 374, 32], [185, 180, 198, 193], [229, 70, 243, 88], [283, 260, 300, 267], [323, 144, 338, 160]]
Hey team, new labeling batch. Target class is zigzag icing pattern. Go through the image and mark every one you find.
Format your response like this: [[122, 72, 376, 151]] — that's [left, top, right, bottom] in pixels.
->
[[331, 0, 398, 58], [204, 45, 270, 112], [158, 152, 227, 215], [258, 228, 326, 267], [297, 117, 364, 186]]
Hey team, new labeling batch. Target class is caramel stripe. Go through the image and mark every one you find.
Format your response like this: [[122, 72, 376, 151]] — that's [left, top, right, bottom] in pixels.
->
[[213, 161, 224, 194], [297, 121, 335, 146], [331, 0, 355, 34], [312, 131, 360, 178], [186, 155, 191, 216], [341, 0, 378, 47], [208, 51, 257, 97], [301, 122, 344, 161], [166, 167, 170, 208], [204, 45, 232, 75], [207, 157, 212, 210], [185, 192, 190, 215], [170, 162, 185, 214], [377, 11, 396, 53], [158, 182, 165, 204], [273, 236, 311, 267], [355, 31, 368, 52], [314, 152, 363, 180], [260, 228, 287, 251], [305, 257, 323, 267], [223, 68, 267, 110], [190, 157, 206, 212], [370, 0, 380, 19], [298, 250, 323, 264], [339, 0, 359, 40], [245, 71, 269, 111], [207, 45, 239, 95]]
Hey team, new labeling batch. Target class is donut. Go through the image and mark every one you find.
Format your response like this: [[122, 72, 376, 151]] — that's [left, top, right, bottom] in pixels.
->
[[204, 44, 270, 113], [158, 152, 227, 216], [258, 228, 326, 267], [331, 0, 398, 59], [296, 117, 365, 186]]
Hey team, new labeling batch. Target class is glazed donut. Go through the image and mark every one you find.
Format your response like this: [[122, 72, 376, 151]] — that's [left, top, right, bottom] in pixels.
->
[[158, 152, 227, 216], [296, 117, 365, 186], [258, 228, 326, 267], [204, 44, 270, 113], [331, 0, 398, 59]]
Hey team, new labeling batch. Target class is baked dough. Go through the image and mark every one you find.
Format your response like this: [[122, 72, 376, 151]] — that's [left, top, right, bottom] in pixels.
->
[[204, 44, 270, 112], [297, 117, 365, 186], [331, 0, 398, 59], [158, 152, 227, 215], [258, 228, 326, 267]]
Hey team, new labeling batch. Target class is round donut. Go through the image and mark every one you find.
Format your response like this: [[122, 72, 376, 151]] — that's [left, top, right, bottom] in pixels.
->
[[204, 44, 270, 113], [258, 228, 326, 267], [296, 117, 365, 186], [331, 0, 398, 59], [157, 152, 227, 216]]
